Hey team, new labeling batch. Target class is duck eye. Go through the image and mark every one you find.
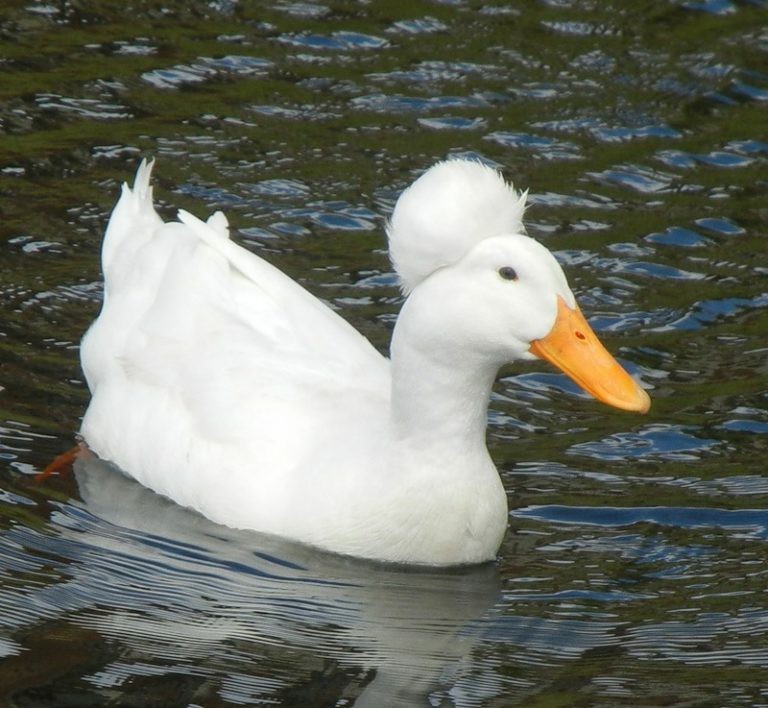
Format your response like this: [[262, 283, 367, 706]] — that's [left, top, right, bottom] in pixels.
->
[[498, 266, 518, 281]]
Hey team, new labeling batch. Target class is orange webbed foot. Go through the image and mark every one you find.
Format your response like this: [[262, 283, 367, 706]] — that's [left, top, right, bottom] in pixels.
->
[[35, 441, 91, 482]]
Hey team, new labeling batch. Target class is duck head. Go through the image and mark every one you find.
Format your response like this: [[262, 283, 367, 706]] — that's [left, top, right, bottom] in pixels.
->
[[388, 159, 650, 414]]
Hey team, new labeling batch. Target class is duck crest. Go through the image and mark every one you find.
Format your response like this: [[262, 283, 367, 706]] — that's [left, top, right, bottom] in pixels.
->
[[386, 159, 528, 294]]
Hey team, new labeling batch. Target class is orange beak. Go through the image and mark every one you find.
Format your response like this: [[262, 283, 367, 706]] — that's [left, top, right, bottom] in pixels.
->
[[528, 296, 650, 413]]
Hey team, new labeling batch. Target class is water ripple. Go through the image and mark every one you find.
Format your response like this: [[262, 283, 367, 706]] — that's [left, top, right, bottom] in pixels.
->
[[142, 56, 272, 89], [569, 424, 720, 461], [694, 216, 745, 235], [657, 148, 754, 169], [350, 93, 489, 113], [730, 80, 768, 102], [650, 293, 768, 332], [388, 17, 448, 35], [273, 2, 330, 18], [683, 0, 738, 14], [588, 165, 681, 193], [418, 116, 487, 131], [513, 505, 768, 538], [277, 31, 388, 51], [616, 260, 707, 281], [591, 124, 683, 143], [485, 131, 582, 160], [369, 60, 502, 84], [645, 226, 713, 248], [35, 94, 132, 121]]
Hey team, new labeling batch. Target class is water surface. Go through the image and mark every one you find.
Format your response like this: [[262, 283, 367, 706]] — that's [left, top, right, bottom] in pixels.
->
[[1, 1, 767, 705]]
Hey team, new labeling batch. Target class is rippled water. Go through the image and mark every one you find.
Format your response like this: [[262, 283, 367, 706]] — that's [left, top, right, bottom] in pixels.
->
[[1, 1, 767, 705]]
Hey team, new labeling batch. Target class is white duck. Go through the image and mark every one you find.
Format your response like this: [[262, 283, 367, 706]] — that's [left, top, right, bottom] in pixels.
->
[[79, 158, 649, 566]]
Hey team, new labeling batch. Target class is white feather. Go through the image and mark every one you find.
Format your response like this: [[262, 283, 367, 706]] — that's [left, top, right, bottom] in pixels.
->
[[387, 160, 528, 293], [80, 158, 576, 565]]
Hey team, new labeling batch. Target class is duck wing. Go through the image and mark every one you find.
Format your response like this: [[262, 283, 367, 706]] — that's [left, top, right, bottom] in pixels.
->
[[81, 162, 389, 487]]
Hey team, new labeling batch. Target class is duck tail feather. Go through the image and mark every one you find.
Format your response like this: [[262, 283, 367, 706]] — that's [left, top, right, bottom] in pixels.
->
[[102, 158, 163, 286]]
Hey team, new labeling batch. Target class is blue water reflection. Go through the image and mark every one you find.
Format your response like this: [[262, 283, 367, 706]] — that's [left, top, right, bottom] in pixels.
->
[[514, 505, 768, 539], [645, 226, 713, 248], [569, 425, 719, 461]]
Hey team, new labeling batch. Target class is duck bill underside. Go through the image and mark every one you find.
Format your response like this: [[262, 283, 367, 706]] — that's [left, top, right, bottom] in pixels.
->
[[528, 296, 651, 414]]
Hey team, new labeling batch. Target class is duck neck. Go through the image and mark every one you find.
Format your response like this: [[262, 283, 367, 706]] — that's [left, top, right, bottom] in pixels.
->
[[388, 311, 498, 456]]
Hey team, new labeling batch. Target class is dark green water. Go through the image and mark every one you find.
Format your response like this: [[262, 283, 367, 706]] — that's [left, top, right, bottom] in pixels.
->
[[1, 1, 767, 706]]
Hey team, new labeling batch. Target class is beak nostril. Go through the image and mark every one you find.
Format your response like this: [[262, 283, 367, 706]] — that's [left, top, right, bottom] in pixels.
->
[[575, 331, 586, 341]]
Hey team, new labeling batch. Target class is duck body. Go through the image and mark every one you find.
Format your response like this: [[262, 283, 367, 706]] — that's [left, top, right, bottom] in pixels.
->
[[81, 159, 648, 565]]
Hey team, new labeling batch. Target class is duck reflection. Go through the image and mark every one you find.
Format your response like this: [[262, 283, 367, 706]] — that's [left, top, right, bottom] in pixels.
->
[[70, 456, 502, 706]]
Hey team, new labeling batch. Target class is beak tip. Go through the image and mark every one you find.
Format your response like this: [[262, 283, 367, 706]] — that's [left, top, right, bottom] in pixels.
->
[[637, 389, 651, 415], [609, 385, 651, 414]]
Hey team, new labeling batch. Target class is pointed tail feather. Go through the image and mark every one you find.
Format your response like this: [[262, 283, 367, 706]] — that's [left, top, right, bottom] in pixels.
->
[[101, 158, 163, 290]]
